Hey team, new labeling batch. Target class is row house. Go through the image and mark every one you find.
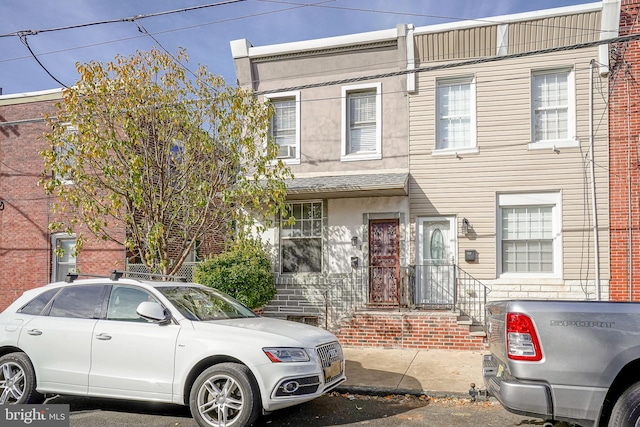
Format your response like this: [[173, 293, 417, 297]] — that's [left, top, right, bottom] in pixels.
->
[[0, 89, 125, 308], [231, 0, 618, 349]]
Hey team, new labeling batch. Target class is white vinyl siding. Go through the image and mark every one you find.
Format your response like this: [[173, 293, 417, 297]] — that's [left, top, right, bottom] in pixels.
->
[[497, 193, 561, 277], [531, 69, 576, 148], [265, 91, 300, 164], [436, 77, 475, 151], [280, 201, 323, 273], [341, 82, 382, 161]]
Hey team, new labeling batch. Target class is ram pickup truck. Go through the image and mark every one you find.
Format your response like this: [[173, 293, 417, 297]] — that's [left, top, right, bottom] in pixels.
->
[[482, 300, 640, 427]]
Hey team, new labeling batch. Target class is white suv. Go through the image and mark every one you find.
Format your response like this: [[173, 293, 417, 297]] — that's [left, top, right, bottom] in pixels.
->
[[0, 272, 345, 427]]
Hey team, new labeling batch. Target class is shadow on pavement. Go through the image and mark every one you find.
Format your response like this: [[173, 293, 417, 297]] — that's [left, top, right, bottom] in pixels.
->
[[255, 392, 429, 426], [342, 359, 423, 392]]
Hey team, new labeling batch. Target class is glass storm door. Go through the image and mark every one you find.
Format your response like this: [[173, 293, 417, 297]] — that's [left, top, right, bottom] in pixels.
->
[[368, 219, 400, 305], [415, 217, 456, 305]]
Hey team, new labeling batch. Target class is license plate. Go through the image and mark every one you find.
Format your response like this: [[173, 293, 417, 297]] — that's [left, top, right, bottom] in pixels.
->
[[324, 360, 342, 381]]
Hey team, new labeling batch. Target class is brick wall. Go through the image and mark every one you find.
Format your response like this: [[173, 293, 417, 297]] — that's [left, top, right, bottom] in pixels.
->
[[0, 94, 125, 310], [609, 0, 640, 301], [334, 311, 485, 351]]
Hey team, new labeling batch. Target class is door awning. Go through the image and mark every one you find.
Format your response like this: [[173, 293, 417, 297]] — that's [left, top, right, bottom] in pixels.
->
[[285, 172, 409, 200]]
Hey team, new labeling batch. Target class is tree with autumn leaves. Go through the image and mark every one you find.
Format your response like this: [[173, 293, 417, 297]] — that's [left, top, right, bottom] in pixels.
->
[[40, 48, 291, 276]]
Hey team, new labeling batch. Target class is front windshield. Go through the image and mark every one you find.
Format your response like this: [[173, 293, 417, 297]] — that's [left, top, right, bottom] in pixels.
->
[[158, 286, 256, 321]]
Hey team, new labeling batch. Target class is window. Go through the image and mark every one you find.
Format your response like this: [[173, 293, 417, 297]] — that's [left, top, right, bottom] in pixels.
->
[[341, 83, 381, 161], [19, 289, 59, 315], [531, 69, 576, 148], [435, 77, 476, 152], [56, 124, 77, 183], [498, 193, 561, 277], [265, 91, 300, 164], [48, 285, 105, 319], [107, 286, 157, 322], [52, 233, 76, 282], [280, 201, 323, 273]]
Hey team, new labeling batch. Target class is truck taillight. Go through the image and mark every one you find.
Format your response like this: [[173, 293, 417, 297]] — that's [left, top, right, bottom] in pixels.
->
[[506, 312, 542, 361]]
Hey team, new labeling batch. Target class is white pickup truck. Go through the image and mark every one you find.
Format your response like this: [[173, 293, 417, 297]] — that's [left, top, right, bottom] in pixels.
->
[[482, 300, 640, 427]]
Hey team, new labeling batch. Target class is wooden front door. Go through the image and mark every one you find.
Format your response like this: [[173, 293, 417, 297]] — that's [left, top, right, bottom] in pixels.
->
[[368, 219, 400, 305]]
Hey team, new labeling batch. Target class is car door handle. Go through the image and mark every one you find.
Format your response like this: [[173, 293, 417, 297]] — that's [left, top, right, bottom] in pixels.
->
[[95, 333, 112, 341], [27, 329, 42, 336]]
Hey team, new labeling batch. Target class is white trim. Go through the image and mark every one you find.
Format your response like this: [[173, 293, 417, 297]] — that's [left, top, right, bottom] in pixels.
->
[[231, 28, 399, 59], [497, 192, 562, 279], [264, 91, 301, 165], [341, 82, 382, 162]]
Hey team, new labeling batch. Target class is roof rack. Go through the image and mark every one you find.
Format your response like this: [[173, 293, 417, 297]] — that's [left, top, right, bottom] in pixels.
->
[[64, 271, 188, 283], [110, 270, 188, 282], [64, 272, 110, 283]]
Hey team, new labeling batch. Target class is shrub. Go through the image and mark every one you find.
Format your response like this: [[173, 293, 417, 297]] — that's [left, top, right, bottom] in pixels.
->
[[194, 240, 276, 309]]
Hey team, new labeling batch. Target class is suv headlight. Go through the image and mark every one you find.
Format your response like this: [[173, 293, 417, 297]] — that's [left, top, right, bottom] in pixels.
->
[[263, 347, 310, 363]]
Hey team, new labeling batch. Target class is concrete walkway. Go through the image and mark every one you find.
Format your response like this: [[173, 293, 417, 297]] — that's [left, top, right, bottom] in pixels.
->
[[337, 347, 487, 397]]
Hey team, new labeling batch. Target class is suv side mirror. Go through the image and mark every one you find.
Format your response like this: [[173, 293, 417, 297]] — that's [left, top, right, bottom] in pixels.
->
[[137, 301, 171, 323]]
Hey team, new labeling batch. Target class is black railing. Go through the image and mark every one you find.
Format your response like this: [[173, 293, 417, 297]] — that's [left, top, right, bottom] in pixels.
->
[[323, 263, 490, 330]]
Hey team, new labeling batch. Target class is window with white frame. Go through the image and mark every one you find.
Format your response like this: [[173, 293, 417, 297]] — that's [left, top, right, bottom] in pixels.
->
[[280, 201, 322, 273], [531, 69, 575, 146], [52, 233, 77, 282], [498, 193, 561, 276], [341, 83, 381, 160], [436, 77, 476, 151], [266, 91, 300, 163]]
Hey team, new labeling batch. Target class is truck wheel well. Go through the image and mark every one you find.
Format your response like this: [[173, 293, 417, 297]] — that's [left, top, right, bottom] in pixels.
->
[[600, 359, 640, 426]]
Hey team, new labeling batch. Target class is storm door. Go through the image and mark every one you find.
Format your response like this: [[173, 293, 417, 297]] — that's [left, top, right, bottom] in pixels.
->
[[415, 217, 456, 305], [368, 219, 400, 305]]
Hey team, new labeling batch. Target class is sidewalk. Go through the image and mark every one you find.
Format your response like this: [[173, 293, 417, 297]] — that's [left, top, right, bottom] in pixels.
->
[[336, 347, 487, 398]]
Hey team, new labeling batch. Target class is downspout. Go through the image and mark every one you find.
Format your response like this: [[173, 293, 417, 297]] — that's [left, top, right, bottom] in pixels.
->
[[406, 24, 416, 94], [589, 60, 601, 300], [628, 77, 633, 300]]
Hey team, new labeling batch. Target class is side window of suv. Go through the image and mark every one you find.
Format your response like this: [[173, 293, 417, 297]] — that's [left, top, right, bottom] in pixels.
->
[[48, 285, 105, 319], [107, 286, 157, 322], [18, 289, 60, 315]]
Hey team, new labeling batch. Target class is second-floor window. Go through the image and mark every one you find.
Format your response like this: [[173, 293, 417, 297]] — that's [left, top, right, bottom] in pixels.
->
[[342, 83, 381, 161], [531, 69, 575, 145], [266, 91, 300, 163], [436, 77, 475, 151]]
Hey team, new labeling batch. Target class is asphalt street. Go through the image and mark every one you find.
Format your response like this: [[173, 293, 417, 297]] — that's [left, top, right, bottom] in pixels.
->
[[50, 392, 543, 427]]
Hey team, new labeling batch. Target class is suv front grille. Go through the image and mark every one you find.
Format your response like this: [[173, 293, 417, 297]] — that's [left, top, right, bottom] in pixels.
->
[[316, 341, 344, 384]]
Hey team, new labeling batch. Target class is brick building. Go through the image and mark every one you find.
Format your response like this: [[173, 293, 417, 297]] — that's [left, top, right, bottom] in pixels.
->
[[0, 89, 125, 309], [609, 0, 640, 301]]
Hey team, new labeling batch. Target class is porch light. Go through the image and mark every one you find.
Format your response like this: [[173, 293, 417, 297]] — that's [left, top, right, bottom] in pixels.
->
[[462, 218, 470, 235], [351, 236, 359, 247]]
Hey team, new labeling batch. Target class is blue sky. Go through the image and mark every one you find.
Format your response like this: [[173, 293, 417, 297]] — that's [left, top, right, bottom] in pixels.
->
[[1, 0, 595, 95]]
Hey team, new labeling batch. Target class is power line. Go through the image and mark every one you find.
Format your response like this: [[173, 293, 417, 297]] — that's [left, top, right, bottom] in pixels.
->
[[0, 0, 247, 38]]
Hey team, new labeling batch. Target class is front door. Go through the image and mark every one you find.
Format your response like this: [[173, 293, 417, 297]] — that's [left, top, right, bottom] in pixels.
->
[[368, 219, 400, 305], [415, 217, 456, 305]]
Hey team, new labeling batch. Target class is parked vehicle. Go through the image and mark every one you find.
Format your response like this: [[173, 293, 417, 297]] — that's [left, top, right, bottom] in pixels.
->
[[0, 272, 346, 427], [482, 299, 640, 427]]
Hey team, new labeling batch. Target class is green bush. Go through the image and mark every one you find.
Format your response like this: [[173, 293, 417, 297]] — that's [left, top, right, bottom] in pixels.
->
[[194, 240, 276, 309]]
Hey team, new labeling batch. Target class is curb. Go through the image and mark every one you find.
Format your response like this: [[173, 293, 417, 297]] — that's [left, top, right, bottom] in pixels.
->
[[334, 385, 472, 400]]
